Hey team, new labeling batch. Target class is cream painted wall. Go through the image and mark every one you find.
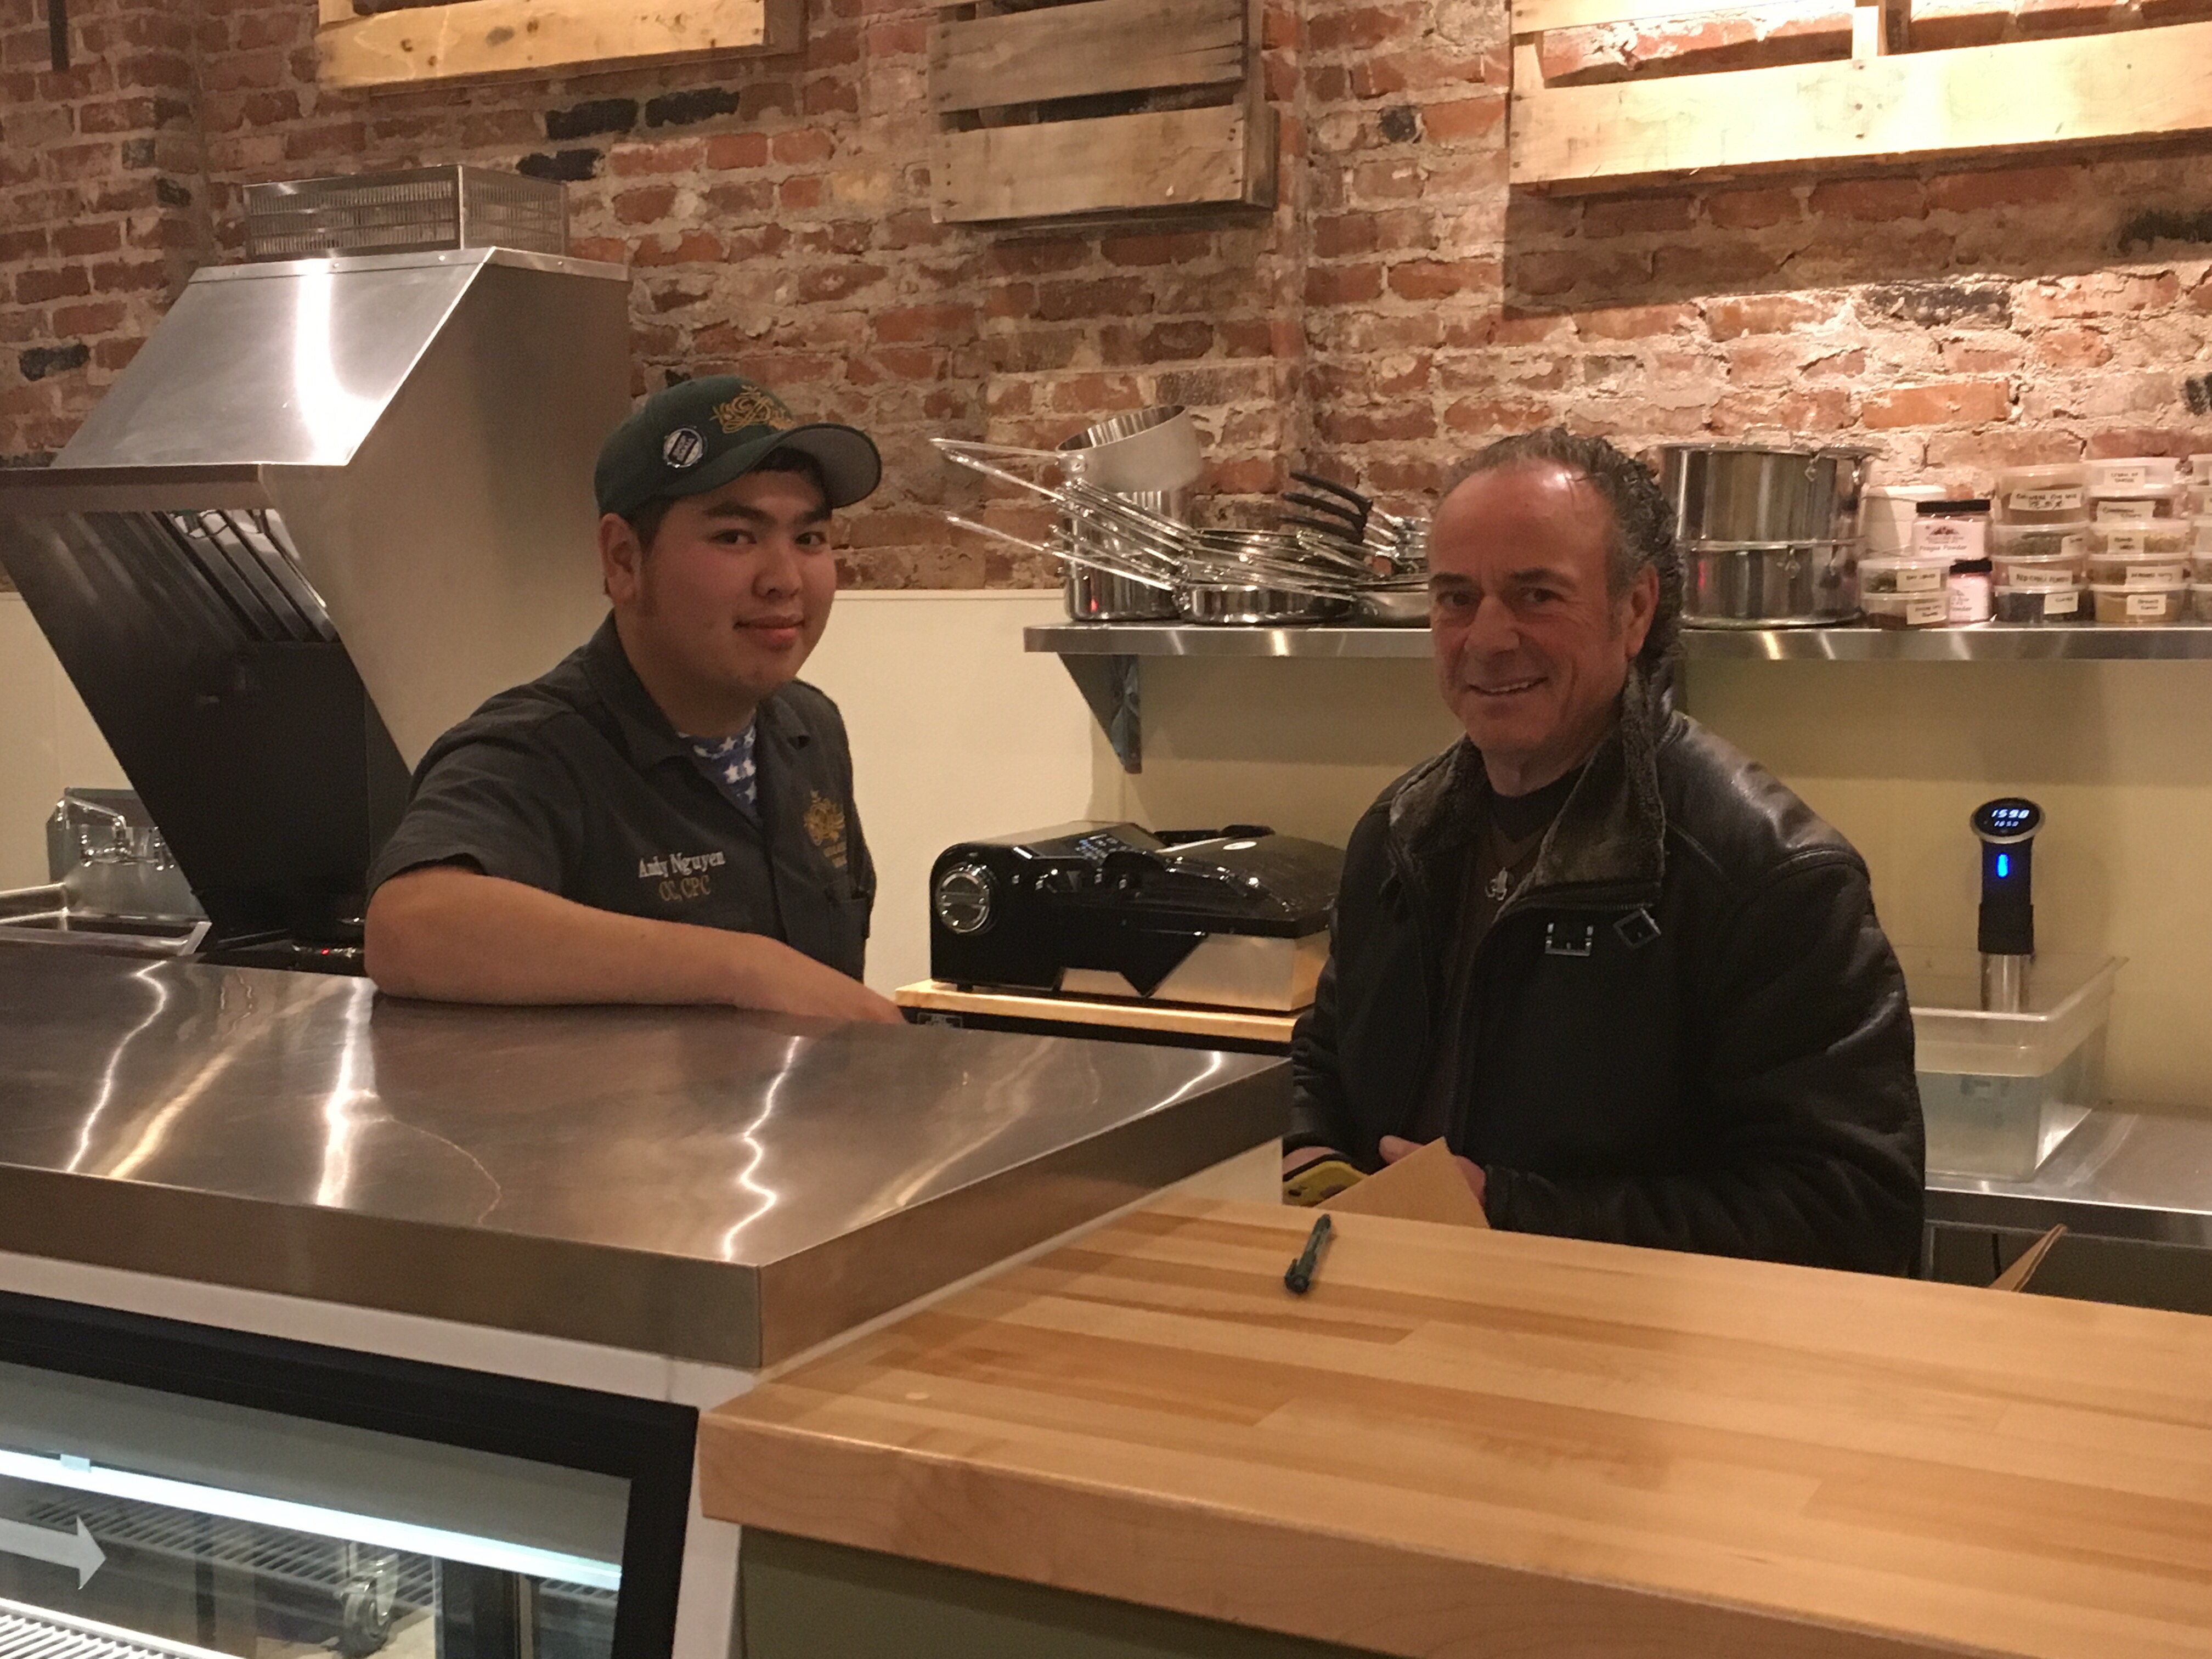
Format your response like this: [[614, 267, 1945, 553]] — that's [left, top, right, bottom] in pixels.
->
[[6, 586, 2206, 1113], [1683, 659, 2212, 1113], [0, 594, 127, 889], [795, 590, 1094, 991]]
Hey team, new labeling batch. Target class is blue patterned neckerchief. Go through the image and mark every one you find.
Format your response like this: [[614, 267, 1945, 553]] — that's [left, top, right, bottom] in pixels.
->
[[684, 722, 758, 816]]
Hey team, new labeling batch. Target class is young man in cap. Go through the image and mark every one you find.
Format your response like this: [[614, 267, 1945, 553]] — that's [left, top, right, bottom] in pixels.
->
[[364, 376, 901, 1023]]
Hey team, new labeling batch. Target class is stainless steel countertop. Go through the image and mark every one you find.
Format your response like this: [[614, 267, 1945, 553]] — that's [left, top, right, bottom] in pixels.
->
[[0, 947, 1285, 1368], [1925, 1108, 2212, 1247]]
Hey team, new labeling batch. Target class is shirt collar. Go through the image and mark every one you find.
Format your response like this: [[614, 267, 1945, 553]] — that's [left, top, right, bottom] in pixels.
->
[[581, 614, 812, 770]]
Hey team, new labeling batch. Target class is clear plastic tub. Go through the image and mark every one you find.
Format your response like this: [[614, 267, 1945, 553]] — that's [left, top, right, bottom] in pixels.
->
[[1864, 591, 1950, 628], [1992, 585, 2083, 623], [1993, 464, 2087, 524], [2091, 487, 2182, 521], [1861, 484, 1948, 552], [2089, 581, 2187, 623], [1902, 949, 2120, 1178], [1859, 554, 1950, 595], [2086, 456, 2181, 493], [2087, 518, 2193, 559], [2192, 582, 2212, 623], [1992, 550, 2085, 589], [1989, 521, 2087, 560], [2193, 516, 2212, 555]]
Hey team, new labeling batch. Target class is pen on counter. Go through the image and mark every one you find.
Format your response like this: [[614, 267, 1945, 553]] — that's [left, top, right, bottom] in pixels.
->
[[1283, 1214, 1333, 1295]]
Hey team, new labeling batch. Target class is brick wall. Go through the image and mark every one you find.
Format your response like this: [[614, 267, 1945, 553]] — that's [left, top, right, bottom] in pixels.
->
[[6, 0, 2212, 594]]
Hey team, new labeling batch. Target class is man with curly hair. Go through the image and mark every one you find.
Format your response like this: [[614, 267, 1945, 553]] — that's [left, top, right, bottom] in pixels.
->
[[1284, 430, 1925, 1274]]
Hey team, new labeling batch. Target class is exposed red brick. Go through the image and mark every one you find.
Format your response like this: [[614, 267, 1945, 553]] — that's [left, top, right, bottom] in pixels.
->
[[1861, 379, 2012, 428], [772, 128, 837, 166], [1809, 178, 1929, 222], [1702, 294, 1832, 338], [1582, 195, 1695, 238], [1703, 187, 1799, 230], [1419, 97, 1504, 142], [612, 186, 678, 225], [1576, 302, 1696, 341], [1925, 165, 2078, 212], [706, 132, 771, 170], [1387, 258, 1493, 300]]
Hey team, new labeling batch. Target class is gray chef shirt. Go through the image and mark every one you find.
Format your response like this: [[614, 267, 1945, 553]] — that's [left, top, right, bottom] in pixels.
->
[[368, 616, 874, 978]]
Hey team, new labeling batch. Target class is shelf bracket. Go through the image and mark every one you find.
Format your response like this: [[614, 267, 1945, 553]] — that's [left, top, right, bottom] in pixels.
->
[[1060, 653, 1140, 772]]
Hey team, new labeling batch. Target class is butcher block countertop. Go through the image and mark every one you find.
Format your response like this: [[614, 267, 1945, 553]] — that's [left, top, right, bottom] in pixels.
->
[[699, 1197, 2212, 1659]]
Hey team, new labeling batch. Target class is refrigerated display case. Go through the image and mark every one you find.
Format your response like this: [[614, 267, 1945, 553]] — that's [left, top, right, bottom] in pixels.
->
[[0, 1291, 692, 1659]]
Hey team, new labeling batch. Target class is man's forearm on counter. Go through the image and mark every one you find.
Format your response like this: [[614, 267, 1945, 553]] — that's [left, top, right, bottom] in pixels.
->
[[365, 866, 797, 1007]]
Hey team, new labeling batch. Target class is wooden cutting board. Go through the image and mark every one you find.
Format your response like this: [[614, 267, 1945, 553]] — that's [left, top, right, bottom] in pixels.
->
[[701, 1197, 2212, 1659]]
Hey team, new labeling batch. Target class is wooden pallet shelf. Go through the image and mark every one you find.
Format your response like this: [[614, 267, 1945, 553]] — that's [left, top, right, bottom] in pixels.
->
[[929, 0, 1275, 227], [1509, 0, 2212, 191], [315, 0, 803, 93]]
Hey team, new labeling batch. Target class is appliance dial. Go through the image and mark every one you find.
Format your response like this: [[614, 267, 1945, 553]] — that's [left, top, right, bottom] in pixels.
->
[[933, 863, 997, 934]]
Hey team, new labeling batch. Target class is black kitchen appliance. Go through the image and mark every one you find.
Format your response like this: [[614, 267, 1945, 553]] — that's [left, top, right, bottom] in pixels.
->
[[1971, 795, 2044, 1013], [928, 823, 1341, 1012]]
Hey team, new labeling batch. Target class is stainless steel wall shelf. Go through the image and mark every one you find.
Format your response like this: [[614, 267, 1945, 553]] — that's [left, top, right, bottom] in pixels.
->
[[1028, 623, 2212, 766], [1025, 622, 2212, 660]]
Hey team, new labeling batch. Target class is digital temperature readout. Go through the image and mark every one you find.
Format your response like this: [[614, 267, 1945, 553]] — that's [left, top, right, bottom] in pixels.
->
[[1971, 797, 2044, 843]]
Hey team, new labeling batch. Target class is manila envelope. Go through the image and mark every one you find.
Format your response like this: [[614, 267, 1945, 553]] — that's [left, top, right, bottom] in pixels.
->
[[1321, 1138, 1489, 1229]]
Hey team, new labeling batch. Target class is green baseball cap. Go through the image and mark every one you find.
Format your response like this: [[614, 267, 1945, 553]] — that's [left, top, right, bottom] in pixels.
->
[[594, 375, 882, 518]]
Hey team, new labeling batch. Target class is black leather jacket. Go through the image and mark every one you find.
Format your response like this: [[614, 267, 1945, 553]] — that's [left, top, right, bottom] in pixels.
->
[[1290, 673, 1925, 1275]]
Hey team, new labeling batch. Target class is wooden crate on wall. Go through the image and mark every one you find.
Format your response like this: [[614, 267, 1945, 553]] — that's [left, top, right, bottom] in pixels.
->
[[316, 0, 803, 93], [1510, 0, 2212, 191], [929, 0, 1276, 227]]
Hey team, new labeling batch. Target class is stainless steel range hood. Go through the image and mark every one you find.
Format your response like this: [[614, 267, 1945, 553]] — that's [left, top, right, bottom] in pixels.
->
[[0, 247, 630, 962]]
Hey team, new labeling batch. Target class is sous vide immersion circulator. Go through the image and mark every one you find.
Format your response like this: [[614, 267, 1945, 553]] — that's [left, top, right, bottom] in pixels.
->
[[1971, 796, 2044, 1012]]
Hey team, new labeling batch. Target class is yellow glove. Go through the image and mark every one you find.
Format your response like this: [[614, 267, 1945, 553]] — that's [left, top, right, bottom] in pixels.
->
[[1283, 1156, 1364, 1208]]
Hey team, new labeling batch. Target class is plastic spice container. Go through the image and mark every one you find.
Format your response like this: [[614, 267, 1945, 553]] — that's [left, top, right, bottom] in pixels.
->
[[2091, 487, 2182, 521], [1993, 551, 2086, 591], [2192, 583, 2212, 623], [1990, 521, 2087, 560], [1865, 592, 1950, 628], [1993, 585, 2084, 623], [1994, 464, 2088, 524], [1912, 499, 1990, 559], [1860, 554, 1951, 596], [2087, 520, 2193, 558], [1946, 557, 1993, 623], [2087, 456, 2181, 494], [1861, 484, 1948, 554], [2090, 582, 2186, 624]]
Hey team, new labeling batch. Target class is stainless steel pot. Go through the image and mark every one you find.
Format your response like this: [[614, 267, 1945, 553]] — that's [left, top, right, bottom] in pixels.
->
[[1065, 566, 1176, 621], [1056, 405, 1204, 494], [1062, 486, 1185, 621], [1176, 583, 1349, 625], [1681, 541, 1859, 628], [1661, 444, 1874, 546]]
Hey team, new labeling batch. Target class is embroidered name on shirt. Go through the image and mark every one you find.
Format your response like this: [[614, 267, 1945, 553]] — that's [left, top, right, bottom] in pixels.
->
[[638, 850, 728, 879]]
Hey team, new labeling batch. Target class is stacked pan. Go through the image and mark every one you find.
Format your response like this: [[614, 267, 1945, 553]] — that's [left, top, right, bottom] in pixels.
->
[[1661, 444, 1873, 627]]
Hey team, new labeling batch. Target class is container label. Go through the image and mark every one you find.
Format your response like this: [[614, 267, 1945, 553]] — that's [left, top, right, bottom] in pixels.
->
[[2101, 532, 2149, 556], [2124, 562, 2188, 585], [2004, 567, 2076, 590], [1912, 520, 1984, 556], [2096, 500, 2159, 521], [1894, 565, 1945, 592], [1947, 580, 1992, 623], [2126, 591, 2169, 617], [2007, 488, 2085, 513], [2042, 588, 2081, 616], [2100, 465, 2152, 490], [1904, 594, 1949, 625]]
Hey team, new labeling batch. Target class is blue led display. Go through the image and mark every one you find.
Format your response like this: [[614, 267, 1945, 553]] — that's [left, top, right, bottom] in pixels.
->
[[1996, 853, 2010, 878]]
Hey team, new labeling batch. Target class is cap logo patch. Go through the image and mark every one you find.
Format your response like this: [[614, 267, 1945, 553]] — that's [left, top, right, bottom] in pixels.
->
[[713, 388, 793, 435], [662, 427, 706, 469]]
